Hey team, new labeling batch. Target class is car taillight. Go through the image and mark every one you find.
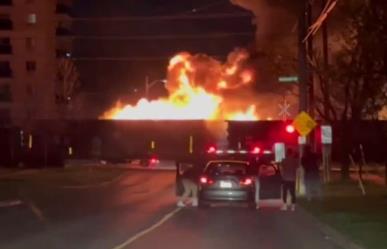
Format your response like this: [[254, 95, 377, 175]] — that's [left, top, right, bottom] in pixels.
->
[[200, 176, 214, 185], [251, 147, 260, 154], [240, 178, 253, 186], [150, 158, 159, 164]]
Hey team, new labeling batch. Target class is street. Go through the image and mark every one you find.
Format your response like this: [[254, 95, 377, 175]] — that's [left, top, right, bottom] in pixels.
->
[[1, 169, 343, 249]]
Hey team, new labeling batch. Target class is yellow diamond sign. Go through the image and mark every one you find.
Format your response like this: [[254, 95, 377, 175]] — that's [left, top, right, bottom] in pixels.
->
[[292, 111, 317, 136]]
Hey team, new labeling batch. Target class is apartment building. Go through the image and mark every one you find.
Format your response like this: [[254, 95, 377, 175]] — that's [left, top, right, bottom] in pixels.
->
[[0, 0, 72, 127]]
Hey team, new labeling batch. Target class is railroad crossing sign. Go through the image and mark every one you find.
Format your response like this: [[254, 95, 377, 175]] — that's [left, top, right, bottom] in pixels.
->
[[278, 98, 291, 120], [292, 111, 317, 136]]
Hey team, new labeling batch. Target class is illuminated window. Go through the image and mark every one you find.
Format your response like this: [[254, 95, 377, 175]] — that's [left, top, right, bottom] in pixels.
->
[[27, 13, 36, 24]]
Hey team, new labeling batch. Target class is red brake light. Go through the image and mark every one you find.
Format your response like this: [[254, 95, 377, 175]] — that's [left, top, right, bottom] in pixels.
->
[[251, 147, 260, 154], [286, 124, 295, 134], [240, 178, 253, 186], [207, 146, 216, 154], [200, 176, 214, 185], [150, 158, 159, 164]]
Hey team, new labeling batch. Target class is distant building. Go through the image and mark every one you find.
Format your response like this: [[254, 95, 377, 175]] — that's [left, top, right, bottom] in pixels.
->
[[0, 0, 73, 127]]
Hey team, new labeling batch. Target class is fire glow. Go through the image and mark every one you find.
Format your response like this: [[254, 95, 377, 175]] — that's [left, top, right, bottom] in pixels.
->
[[102, 49, 260, 121]]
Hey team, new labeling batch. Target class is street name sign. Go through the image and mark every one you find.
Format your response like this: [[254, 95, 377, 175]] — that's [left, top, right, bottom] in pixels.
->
[[278, 76, 299, 83]]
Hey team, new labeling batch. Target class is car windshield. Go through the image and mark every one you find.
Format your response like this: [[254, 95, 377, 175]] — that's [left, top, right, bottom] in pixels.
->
[[205, 162, 248, 176]]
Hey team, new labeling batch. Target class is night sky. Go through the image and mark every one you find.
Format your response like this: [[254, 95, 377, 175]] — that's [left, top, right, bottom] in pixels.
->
[[71, 0, 255, 109]]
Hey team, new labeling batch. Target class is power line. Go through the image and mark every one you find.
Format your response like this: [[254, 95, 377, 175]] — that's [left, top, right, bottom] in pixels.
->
[[71, 13, 252, 22], [178, 1, 229, 15], [63, 32, 254, 40]]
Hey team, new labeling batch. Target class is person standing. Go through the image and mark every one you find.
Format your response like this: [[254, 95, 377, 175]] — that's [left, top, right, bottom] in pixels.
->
[[175, 161, 184, 199], [176, 164, 199, 207], [280, 148, 300, 211], [301, 145, 321, 201], [250, 157, 261, 210]]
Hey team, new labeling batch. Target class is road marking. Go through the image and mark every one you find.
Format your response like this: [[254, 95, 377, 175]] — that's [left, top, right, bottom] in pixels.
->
[[112, 208, 181, 249], [0, 199, 23, 208]]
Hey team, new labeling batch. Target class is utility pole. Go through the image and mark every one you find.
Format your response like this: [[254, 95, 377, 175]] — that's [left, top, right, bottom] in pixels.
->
[[321, 0, 331, 182], [298, 1, 308, 114], [322, 0, 329, 67], [306, 1, 317, 153], [307, 2, 314, 119], [297, 1, 309, 192]]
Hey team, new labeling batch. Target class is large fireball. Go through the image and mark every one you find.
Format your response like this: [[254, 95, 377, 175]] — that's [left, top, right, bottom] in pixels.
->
[[102, 49, 259, 121]]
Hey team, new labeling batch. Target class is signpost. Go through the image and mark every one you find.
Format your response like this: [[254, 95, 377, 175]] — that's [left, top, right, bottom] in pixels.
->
[[292, 111, 317, 137], [278, 76, 299, 83], [274, 143, 286, 163], [292, 111, 317, 195], [321, 125, 333, 182], [278, 98, 291, 120], [321, 125, 332, 144]]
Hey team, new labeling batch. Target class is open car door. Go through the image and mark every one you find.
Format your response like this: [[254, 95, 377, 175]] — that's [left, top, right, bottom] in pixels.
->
[[259, 163, 282, 199]]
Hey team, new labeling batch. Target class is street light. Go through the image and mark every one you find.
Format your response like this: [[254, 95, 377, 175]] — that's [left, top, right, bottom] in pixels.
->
[[145, 76, 167, 98]]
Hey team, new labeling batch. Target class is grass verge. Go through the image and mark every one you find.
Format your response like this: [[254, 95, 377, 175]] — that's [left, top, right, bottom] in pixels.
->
[[300, 181, 387, 249]]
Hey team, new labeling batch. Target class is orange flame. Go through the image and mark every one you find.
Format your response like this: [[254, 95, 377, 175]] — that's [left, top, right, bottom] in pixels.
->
[[102, 49, 259, 121]]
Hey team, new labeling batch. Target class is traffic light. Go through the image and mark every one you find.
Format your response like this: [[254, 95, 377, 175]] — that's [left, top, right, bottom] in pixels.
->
[[286, 124, 295, 134], [207, 146, 216, 154]]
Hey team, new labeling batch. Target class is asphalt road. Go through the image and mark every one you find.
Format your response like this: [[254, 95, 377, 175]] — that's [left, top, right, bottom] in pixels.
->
[[0, 169, 344, 249]]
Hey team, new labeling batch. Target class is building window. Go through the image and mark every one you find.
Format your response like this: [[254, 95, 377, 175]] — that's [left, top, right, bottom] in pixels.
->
[[0, 61, 12, 77], [0, 0, 13, 6], [0, 108, 11, 120], [0, 84, 11, 102], [26, 61, 36, 72], [0, 37, 12, 54], [25, 37, 35, 50], [0, 15, 12, 30], [27, 13, 37, 24]]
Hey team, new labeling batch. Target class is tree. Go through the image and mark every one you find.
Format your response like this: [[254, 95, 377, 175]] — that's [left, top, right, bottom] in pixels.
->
[[312, 0, 387, 178], [56, 58, 81, 118]]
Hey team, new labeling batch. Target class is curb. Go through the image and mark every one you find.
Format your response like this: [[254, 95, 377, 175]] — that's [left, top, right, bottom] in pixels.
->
[[60, 172, 129, 189], [0, 200, 23, 208], [64, 163, 176, 171], [114, 164, 176, 171], [0, 169, 39, 179], [298, 207, 366, 249]]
